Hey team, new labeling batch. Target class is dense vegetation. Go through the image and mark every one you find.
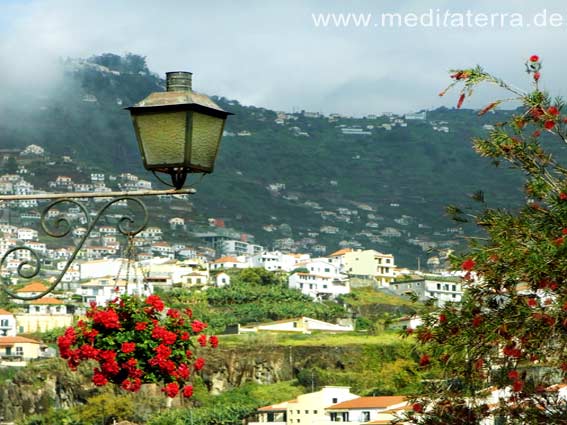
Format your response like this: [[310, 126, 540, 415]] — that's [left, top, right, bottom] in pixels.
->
[[407, 59, 567, 424], [159, 268, 345, 333]]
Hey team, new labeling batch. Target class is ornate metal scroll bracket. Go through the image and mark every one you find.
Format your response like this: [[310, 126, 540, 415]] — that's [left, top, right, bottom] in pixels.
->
[[0, 188, 193, 301]]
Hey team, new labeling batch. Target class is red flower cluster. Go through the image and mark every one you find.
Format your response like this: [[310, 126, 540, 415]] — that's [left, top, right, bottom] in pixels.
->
[[57, 294, 218, 398]]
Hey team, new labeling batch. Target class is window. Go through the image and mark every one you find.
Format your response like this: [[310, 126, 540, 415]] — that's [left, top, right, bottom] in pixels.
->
[[436, 283, 441, 290], [0, 319, 8, 327], [361, 411, 370, 421], [314, 410, 318, 414], [324, 268, 330, 272], [452, 285, 457, 291], [15, 347, 23, 356], [305, 410, 309, 414], [332, 398, 338, 403]]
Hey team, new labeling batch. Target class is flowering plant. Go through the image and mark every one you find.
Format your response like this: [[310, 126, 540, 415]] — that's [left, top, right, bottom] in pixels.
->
[[58, 294, 218, 398], [401, 56, 567, 424]]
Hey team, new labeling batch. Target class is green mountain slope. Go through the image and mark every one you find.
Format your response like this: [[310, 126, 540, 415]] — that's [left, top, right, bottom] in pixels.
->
[[0, 53, 551, 266]]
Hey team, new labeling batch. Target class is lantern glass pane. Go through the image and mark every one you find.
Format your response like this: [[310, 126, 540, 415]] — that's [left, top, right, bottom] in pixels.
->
[[136, 111, 187, 167], [190, 112, 224, 170]]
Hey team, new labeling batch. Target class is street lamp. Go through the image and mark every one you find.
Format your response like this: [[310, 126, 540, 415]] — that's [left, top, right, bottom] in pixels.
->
[[0, 70, 232, 300], [127, 71, 233, 189]]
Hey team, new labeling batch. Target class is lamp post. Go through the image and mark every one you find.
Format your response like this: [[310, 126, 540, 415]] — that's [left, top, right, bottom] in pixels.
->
[[0, 70, 231, 300]]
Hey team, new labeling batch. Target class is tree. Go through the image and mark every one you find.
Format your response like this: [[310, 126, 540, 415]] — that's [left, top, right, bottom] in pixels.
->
[[404, 56, 567, 424]]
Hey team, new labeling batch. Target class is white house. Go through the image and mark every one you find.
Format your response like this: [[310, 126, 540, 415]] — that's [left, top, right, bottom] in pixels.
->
[[151, 242, 175, 259], [288, 259, 349, 300], [27, 297, 67, 315], [79, 277, 152, 307], [390, 277, 464, 306], [0, 309, 17, 337], [210, 256, 248, 270], [0, 336, 42, 361], [239, 317, 353, 334], [17, 227, 38, 241], [326, 396, 408, 424], [249, 251, 311, 272], [140, 226, 163, 240], [14, 282, 49, 304], [216, 272, 231, 287], [20, 144, 45, 156], [90, 173, 105, 183], [250, 386, 359, 425], [169, 217, 186, 230]]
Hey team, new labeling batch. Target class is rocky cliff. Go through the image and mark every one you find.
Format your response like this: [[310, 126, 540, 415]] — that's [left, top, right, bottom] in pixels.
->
[[0, 341, 414, 422]]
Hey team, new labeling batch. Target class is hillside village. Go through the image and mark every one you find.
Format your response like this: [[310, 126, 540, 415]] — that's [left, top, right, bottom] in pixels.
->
[[0, 144, 466, 367]]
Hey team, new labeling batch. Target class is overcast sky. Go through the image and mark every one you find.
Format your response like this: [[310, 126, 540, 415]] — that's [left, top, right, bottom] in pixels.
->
[[2, 0, 567, 115]]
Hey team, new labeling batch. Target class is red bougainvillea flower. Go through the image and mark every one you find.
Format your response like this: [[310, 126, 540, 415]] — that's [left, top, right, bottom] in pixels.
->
[[560, 192, 567, 201], [191, 320, 207, 333], [419, 354, 430, 367], [554, 236, 564, 246], [461, 258, 475, 271], [183, 385, 194, 398], [508, 370, 519, 381], [474, 358, 484, 370], [512, 380, 524, 392], [58, 294, 212, 398], [162, 382, 179, 398], [93, 309, 120, 329], [534, 71, 541, 82], [544, 120, 555, 130], [145, 294, 165, 312], [194, 357, 206, 371], [438, 314, 447, 324], [530, 54, 539, 62], [412, 403, 424, 413], [209, 335, 219, 348], [527, 298, 538, 308], [93, 369, 108, 386], [135, 322, 148, 331], [121, 342, 136, 354], [198, 334, 208, 347], [472, 314, 483, 328], [548, 106, 560, 116]]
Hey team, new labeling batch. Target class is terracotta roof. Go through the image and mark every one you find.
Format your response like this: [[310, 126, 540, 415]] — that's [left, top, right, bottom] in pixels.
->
[[364, 420, 394, 425], [0, 336, 40, 345], [327, 396, 407, 410], [258, 400, 296, 411], [214, 256, 239, 264], [329, 248, 352, 257], [0, 308, 13, 316], [29, 297, 63, 305], [16, 282, 48, 293]]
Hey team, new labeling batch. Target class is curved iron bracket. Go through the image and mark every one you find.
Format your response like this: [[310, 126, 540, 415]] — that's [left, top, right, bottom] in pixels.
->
[[1, 197, 149, 301]]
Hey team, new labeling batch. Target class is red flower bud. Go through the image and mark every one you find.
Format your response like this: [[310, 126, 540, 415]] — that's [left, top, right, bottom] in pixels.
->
[[412, 403, 424, 413], [530, 55, 539, 62], [457, 93, 465, 109], [461, 258, 475, 271]]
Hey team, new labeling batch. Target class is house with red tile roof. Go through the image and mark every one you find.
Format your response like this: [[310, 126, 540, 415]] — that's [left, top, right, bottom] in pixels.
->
[[326, 396, 408, 424], [0, 335, 42, 362]]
